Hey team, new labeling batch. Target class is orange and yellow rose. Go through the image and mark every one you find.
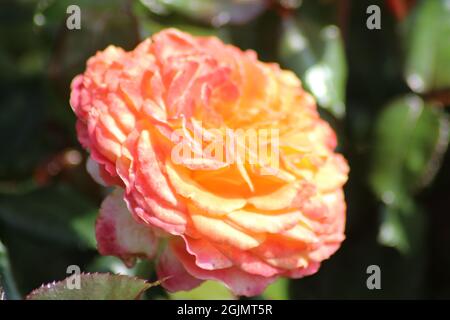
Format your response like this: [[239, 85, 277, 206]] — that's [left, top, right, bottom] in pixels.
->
[[70, 28, 349, 296]]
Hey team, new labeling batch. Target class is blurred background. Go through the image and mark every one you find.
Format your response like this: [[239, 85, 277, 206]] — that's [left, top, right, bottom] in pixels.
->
[[0, 0, 449, 299]]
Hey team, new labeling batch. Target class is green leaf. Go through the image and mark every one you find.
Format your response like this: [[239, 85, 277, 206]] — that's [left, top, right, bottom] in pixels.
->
[[144, 0, 268, 27], [0, 184, 98, 249], [369, 95, 449, 206], [280, 18, 347, 118], [0, 240, 21, 300], [377, 199, 426, 254], [87, 258, 165, 300], [170, 280, 235, 300], [262, 278, 289, 300], [26, 273, 155, 300], [133, 12, 230, 42], [404, 0, 450, 93], [305, 26, 347, 118], [279, 18, 317, 77]]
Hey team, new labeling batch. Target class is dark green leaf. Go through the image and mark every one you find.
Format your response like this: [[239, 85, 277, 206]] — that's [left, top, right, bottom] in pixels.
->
[[26, 273, 154, 300], [377, 199, 426, 254], [304, 26, 347, 118], [279, 18, 347, 118], [404, 0, 450, 93], [0, 184, 97, 249], [370, 95, 449, 206], [144, 0, 268, 27], [0, 240, 21, 300], [279, 18, 317, 76], [133, 3, 231, 42]]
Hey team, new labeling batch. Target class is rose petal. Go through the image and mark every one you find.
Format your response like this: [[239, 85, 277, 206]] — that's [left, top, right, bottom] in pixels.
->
[[315, 154, 349, 192], [166, 162, 246, 214], [96, 188, 158, 267], [183, 236, 233, 270], [86, 156, 107, 186], [191, 214, 265, 250], [171, 239, 276, 297], [137, 130, 179, 206], [247, 183, 302, 211], [226, 209, 301, 234], [217, 244, 282, 277], [156, 243, 204, 292], [286, 261, 320, 279]]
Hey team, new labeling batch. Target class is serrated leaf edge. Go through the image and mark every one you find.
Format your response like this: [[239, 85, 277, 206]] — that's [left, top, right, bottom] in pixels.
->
[[25, 272, 159, 300]]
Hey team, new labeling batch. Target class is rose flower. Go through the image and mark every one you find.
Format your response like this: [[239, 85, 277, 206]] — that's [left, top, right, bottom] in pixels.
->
[[70, 29, 349, 297]]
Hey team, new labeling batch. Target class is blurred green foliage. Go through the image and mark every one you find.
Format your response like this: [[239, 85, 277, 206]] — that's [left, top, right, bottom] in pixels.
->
[[0, 0, 449, 299]]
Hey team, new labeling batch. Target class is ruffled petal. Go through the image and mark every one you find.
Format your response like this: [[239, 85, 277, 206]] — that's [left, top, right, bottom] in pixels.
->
[[166, 162, 246, 214], [156, 244, 204, 292], [171, 239, 276, 297]]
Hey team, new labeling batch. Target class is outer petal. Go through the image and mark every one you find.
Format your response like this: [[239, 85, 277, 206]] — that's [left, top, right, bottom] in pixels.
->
[[216, 244, 282, 277], [308, 189, 346, 261], [170, 239, 276, 297], [86, 156, 122, 186], [286, 261, 321, 278], [86, 156, 107, 186], [156, 244, 204, 292], [183, 236, 233, 270], [314, 154, 349, 192], [96, 188, 158, 267]]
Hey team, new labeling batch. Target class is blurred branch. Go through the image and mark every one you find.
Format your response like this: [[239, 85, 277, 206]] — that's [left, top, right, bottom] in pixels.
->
[[386, 0, 417, 21], [424, 89, 450, 107], [337, 0, 350, 42]]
